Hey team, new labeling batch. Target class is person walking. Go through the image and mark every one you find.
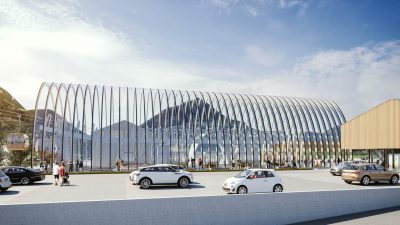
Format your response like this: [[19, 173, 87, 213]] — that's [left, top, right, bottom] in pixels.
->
[[198, 158, 203, 170], [59, 161, 65, 185], [53, 161, 60, 185]]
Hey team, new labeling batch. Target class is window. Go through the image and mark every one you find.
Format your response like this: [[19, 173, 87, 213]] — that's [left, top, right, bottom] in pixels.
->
[[140, 167, 158, 172], [364, 165, 375, 170], [264, 171, 275, 177], [374, 165, 384, 171], [254, 171, 266, 178], [13, 168, 25, 173]]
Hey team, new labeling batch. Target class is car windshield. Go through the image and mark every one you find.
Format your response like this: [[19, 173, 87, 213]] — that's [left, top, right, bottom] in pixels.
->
[[0, 170, 5, 176], [234, 170, 253, 178]]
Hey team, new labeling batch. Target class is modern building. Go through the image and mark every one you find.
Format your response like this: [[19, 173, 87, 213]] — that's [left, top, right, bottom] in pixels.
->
[[32, 82, 346, 170], [341, 99, 400, 169]]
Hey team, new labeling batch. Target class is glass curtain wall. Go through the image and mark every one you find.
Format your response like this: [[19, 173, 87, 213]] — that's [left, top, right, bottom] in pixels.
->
[[31, 83, 346, 170]]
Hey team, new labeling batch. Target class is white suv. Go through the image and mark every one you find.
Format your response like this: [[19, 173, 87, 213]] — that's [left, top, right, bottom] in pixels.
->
[[133, 165, 194, 189], [222, 169, 283, 194]]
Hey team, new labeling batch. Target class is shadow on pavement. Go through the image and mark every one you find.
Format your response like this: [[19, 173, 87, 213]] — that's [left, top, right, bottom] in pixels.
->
[[291, 206, 400, 225], [0, 190, 20, 195], [13, 182, 53, 186], [138, 183, 206, 190]]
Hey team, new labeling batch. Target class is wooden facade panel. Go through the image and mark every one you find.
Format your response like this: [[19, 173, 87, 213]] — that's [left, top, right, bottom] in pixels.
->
[[341, 99, 400, 150]]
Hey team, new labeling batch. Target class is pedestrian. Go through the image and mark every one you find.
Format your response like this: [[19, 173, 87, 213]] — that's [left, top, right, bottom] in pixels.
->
[[68, 161, 73, 172], [39, 162, 44, 172], [44, 160, 48, 171], [75, 160, 79, 172], [59, 161, 65, 185], [79, 160, 83, 172], [198, 158, 203, 170], [267, 159, 271, 169], [191, 157, 195, 168], [53, 161, 60, 185]]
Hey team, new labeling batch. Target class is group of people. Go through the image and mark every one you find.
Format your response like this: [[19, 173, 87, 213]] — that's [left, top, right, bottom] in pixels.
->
[[52, 161, 66, 186], [68, 160, 83, 172], [189, 157, 204, 169], [39, 161, 49, 171]]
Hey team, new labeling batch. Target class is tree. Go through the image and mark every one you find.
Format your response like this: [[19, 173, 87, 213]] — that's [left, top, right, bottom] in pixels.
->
[[6, 150, 30, 166]]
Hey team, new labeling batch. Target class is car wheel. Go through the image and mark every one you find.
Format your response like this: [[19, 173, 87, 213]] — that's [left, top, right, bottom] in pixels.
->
[[0, 188, 9, 192], [21, 177, 30, 185], [345, 180, 352, 184], [178, 177, 189, 188], [237, 185, 247, 194], [140, 178, 151, 189], [361, 176, 370, 186], [273, 184, 283, 192], [390, 175, 399, 184]]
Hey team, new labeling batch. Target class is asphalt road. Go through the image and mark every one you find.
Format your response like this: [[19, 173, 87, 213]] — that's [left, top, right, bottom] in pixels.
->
[[1, 169, 399, 205]]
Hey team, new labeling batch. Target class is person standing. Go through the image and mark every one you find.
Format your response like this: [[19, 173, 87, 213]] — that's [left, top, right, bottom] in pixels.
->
[[191, 157, 195, 168], [68, 161, 73, 172], [79, 160, 83, 172], [75, 160, 79, 172], [39, 162, 44, 172], [53, 161, 60, 185]]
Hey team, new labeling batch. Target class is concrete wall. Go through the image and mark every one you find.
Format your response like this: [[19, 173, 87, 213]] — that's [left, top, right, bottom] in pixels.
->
[[1, 188, 400, 225]]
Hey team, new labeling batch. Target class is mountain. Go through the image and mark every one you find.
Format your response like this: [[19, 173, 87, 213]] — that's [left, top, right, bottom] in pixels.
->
[[0, 87, 34, 135]]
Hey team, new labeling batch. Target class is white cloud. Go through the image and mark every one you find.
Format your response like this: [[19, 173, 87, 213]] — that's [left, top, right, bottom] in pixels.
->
[[235, 41, 400, 119], [278, 0, 302, 8], [245, 6, 258, 17], [0, 1, 212, 109], [244, 45, 284, 67], [0, 0, 399, 122], [206, 0, 240, 9]]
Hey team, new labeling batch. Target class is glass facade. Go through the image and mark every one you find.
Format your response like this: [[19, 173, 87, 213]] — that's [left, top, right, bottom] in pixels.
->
[[32, 83, 346, 170]]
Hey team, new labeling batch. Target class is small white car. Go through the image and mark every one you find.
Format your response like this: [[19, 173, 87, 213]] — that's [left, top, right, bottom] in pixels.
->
[[129, 164, 185, 181], [132, 165, 194, 189], [222, 169, 283, 194], [0, 170, 12, 192]]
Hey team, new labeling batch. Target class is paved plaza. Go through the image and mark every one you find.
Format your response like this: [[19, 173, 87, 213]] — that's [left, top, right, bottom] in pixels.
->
[[1, 169, 399, 205]]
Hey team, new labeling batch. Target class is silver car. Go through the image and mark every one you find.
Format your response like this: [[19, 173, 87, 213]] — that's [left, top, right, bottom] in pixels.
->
[[0, 170, 12, 192], [330, 160, 366, 176]]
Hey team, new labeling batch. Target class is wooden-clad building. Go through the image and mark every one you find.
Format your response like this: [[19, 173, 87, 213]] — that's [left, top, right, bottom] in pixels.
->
[[341, 99, 400, 169]]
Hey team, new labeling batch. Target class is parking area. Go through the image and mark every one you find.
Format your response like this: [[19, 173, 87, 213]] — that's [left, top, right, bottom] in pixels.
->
[[1, 169, 399, 205]]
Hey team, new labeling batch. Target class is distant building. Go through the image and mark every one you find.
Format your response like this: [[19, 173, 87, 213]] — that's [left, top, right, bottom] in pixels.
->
[[341, 99, 400, 169]]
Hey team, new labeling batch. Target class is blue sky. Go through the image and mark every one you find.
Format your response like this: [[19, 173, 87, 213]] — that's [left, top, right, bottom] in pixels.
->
[[0, 0, 399, 118]]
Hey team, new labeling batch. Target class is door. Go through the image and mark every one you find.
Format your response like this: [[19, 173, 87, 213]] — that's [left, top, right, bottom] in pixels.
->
[[375, 165, 392, 181], [263, 171, 277, 192], [365, 165, 379, 180], [8, 168, 25, 183], [245, 171, 267, 193], [158, 167, 180, 183]]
